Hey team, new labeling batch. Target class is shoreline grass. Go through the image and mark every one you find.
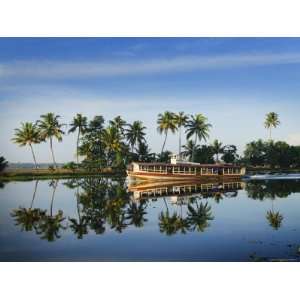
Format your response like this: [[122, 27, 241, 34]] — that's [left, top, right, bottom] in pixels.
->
[[0, 168, 125, 181]]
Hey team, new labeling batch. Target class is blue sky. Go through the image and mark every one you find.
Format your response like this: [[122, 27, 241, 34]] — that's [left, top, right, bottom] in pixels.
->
[[1, 38, 300, 163]]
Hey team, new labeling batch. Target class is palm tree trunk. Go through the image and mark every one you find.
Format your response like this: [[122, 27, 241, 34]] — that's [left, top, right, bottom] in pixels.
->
[[161, 132, 168, 155], [76, 129, 80, 164], [30, 180, 39, 209], [163, 198, 169, 213], [50, 137, 57, 168], [30, 144, 38, 169], [269, 128, 272, 140], [50, 180, 58, 217], [179, 126, 182, 157], [192, 135, 198, 162], [76, 187, 81, 222]]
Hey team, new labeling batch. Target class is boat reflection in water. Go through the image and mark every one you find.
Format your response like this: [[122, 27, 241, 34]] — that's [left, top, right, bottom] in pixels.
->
[[128, 179, 245, 203]]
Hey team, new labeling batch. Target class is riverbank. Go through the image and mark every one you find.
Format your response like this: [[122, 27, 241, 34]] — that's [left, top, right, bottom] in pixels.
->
[[0, 168, 125, 181], [246, 166, 300, 174]]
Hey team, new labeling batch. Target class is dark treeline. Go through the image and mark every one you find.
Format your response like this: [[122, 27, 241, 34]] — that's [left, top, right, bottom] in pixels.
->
[[6, 110, 299, 172]]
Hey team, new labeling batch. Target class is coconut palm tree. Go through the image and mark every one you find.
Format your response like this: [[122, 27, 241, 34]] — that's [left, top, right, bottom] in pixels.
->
[[182, 140, 199, 162], [12, 122, 41, 169], [102, 126, 123, 166], [174, 112, 189, 156], [211, 139, 223, 163], [37, 113, 65, 168], [109, 116, 127, 136], [264, 112, 280, 140], [157, 111, 177, 155], [68, 113, 88, 164], [185, 114, 212, 162], [125, 121, 146, 152]]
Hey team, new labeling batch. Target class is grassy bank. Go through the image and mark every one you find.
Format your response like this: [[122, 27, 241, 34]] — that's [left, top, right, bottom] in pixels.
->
[[0, 168, 125, 181]]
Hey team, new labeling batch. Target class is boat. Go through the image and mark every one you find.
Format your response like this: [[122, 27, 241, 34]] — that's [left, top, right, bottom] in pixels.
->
[[127, 154, 246, 181]]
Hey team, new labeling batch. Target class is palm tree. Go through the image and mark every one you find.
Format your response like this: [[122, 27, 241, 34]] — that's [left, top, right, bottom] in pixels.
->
[[68, 114, 88, 164], [185, 114, 212, 162], [157, 111, 177, 155], [211, 139, 223, 163], [12, 122, 41, 169], [125, 121, 146, 152], [264, 112, 280, 140], [174, 112, 189, 156], [182, 140, 199, 162], [109, 116, 127, 136], [37, 113, 65, 168], [103, 126, 122, 153]]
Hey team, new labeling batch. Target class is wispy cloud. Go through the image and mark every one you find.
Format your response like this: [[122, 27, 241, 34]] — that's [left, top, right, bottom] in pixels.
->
[[2, 52, 300, 79]]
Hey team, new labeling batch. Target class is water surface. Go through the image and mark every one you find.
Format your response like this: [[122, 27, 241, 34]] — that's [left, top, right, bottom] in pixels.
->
[[1, 177, 300, 261]]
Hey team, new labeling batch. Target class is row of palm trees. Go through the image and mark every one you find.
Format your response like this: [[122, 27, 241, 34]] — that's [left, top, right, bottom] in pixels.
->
[[12, 113, 147, 168], [157, 111, 211, 161], [11, 110, 281, 168]]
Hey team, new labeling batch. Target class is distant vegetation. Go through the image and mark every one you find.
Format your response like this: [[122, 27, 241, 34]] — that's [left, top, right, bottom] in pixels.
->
[[8, 110, 300, 173], [0, 156, 8, 172]]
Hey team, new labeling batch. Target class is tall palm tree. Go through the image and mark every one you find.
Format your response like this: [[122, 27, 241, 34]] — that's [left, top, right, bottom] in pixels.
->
[[109, 116, 127, 136], [211, 139, 223, 163], [12, 122, 41, 169], [174, 112, 189, 156], [68, 113, 88, 164], [264, 112, 280, 140], [185, 114, 212, 162], [125, 121, 146, 152], [37, 113, 65, 168], [157, 111, 177, 155]]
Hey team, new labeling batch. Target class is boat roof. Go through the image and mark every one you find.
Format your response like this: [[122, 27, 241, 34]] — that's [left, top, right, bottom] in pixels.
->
[[131, 162, 241, 168]]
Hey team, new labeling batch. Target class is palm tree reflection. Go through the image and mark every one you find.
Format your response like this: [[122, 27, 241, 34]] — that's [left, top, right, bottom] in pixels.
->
[[69, 186, 88, 239], [187, 202, 214, 232], [266, 210, 283, 230], [126, 202, 148, 228], [36, 180, 66, 242], [11, 180, 46, 233]]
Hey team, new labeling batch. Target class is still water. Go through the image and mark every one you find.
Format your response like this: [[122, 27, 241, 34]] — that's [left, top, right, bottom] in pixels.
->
[[1, 177, 300, 261]]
